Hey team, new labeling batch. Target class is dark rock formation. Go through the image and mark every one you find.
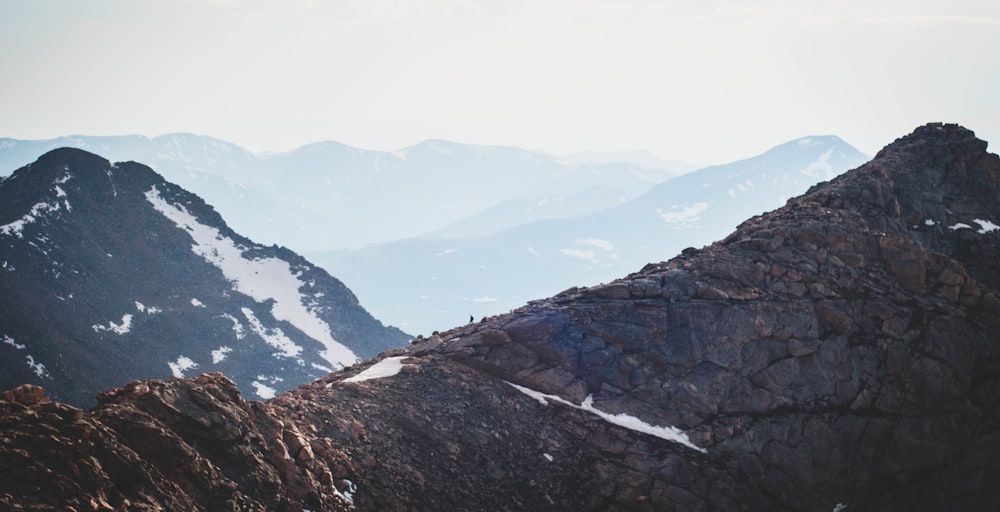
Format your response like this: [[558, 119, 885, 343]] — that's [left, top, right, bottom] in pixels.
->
[[0, 148, 410, 407], [0, 375, 352, 511], [2, 123, 999, 511]]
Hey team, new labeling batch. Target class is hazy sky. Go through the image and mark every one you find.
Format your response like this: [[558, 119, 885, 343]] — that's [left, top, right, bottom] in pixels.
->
[[1, 0, 998, 164]]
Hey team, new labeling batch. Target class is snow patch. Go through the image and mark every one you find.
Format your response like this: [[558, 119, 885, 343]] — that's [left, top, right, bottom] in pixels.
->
[[343, 356, 406, 383], [241, 307, 303, 360], [1, 201, 61, 238], [973, 218, 1000, 234], [924, 219, 936, 226], [92, 314, 134, 335], [145, 186, 357, 368], [335, 479, 358, 505], [657, 202, 708, 225], [252, 381, 277, 399], [2, 335, 26, 350], [135, 301, 162, 314], [559, 238, 618, 263], [948, 223, 972, 231], [220, 313, 246, 339], [168, 355, 198, 378], [191, 298, 205, 307], [506, 382, 707, 453], [26, 355, 49, 378], [543, 453, 554, 462], [799, 148, 836, 179], [832, 504, 848, 512], [312, 362, 334, 373], [211, 346, 232, 364]]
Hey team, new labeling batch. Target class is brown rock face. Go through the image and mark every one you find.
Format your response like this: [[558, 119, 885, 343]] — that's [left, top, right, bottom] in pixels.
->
[[2, 123, 1000, 511]]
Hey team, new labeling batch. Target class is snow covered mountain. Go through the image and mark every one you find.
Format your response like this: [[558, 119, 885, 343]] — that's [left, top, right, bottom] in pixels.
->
[[0, 148, 410, 406], [0, 135, 677, 251], [313, 135, 870, 335]]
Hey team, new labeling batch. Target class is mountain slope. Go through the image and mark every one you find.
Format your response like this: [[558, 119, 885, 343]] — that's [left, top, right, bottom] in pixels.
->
[[0, 148, 409, 406], [316, 134, 869, 335], [3, 123, 998, 511]]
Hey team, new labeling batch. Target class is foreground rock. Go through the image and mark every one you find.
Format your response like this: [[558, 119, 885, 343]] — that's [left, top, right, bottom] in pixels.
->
[[2, 123, 999, 510]]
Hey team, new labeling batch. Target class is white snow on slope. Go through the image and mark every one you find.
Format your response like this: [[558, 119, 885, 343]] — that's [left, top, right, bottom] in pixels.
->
[[168, 355, 198, 378], [559, 237, 618, 263], [657, 202, 708, 225], [211, 346, 232, 364], [135, 301, 162, 314], [799, 148, 836, 179], [0, 201, 61, 238], [2, 334, 26, 350], [252, 381, 277, 399], [26, 355, 49, 378], [145, 185, 357, 368], [973, 218, 1000, 234], [220, 313, 246, 339], [242, 307, 303, 359], [343, 356, 406, 383], [506, 381, 707, 453], [92, 314, 134, 335]]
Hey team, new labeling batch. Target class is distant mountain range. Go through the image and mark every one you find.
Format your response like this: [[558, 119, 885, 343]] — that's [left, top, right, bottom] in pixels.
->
[[558, 149, 700, 173], [0, 133, 869, 336], [0, 148, 409, 406], [313, 135, 870, 334], [0, 135, 683, 252]]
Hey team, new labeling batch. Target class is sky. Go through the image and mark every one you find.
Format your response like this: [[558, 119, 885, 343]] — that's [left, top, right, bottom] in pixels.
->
[[1, 0, 998, 164]]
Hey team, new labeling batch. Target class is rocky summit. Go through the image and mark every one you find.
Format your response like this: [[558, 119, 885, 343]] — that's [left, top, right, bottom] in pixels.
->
[[2, 123, 1000, 511]]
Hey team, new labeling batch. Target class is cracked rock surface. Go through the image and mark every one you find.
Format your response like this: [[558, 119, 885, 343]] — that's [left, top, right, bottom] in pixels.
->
[[2, 123, 1000, 511]]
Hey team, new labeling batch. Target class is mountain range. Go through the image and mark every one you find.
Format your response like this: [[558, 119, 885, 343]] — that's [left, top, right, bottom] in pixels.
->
[[0, 148, 409, 406], [316, 135, 869, 334], [0, 135, 688, 253], [1, 133, 869, 336], [2, 123, 998, 511]]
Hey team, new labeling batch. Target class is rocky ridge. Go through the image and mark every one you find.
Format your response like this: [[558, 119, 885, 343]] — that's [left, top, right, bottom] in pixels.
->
[[2, 123, 999, 511]]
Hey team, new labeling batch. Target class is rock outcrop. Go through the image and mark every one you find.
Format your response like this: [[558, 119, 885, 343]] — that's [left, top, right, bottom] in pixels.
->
[[2, 123, 999, 511]]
